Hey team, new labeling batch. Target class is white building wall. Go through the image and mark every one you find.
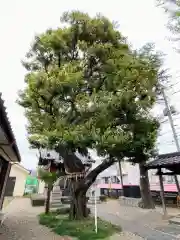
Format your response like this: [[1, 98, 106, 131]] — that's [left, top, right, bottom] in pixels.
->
[[124, 163, 140, 185], [88, 149, 175, 187], [10, 164, 29, 196], [38, 181, 45, 194], [97, 161, 140, 185], [87, 184, 100, 198]]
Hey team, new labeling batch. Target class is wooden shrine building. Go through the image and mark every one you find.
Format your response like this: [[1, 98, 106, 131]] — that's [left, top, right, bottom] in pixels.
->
[[146, 152, 180, 216], [0, 93, 21, 210]]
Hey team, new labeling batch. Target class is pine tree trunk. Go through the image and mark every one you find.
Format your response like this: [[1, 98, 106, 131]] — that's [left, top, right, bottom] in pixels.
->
[[69, 181, 88, 220], [139, 163, 155, 209], [67, 157, 116, 220], [45, 185, 51, 214], [69, 192, 88, 220]]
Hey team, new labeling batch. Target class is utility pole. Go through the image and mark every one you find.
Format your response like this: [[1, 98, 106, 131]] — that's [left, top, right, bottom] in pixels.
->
[[161, 87, 180, 193]]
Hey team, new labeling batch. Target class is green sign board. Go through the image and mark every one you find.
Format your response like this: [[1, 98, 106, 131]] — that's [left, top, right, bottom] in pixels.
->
[[25, 175, 39, 186], [24, 175, 39, 194]]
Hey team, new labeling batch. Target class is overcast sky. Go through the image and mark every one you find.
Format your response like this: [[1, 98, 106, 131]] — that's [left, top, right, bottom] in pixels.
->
[[0, 0, 180, 169]]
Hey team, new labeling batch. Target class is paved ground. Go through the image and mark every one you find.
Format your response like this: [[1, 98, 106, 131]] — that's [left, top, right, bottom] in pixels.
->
[[93, 200, 180, 240], [0, 198, 142, 240], [0, 198, 67, 239], [2, 198, 180, 240], [2, 197, 14, 209]]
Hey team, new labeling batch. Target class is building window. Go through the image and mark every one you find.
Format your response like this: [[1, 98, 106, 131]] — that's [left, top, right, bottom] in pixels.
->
[[104, 177, 109, 184], [111, 176, 116, 183], [101, 177, 106, 183], [116, 177, 120, 183], [166, 176, 175, 184]]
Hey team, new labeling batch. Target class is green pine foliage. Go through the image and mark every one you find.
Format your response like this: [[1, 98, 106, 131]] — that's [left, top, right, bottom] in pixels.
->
[[38, 168, 59, 187], [18, 11, 161, 169]]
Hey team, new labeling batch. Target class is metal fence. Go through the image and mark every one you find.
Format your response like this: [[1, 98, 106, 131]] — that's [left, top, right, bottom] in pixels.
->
[[119, 197, 141, 207]]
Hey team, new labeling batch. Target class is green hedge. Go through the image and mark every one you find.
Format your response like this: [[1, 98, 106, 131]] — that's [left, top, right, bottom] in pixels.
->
[[100, 195, 107, 202]]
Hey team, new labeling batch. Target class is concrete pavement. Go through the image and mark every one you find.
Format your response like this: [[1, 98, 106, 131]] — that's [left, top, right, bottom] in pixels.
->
[[93, 200, 180, 240], [2, 198, 180, 239], [0, 198, 68, 240]]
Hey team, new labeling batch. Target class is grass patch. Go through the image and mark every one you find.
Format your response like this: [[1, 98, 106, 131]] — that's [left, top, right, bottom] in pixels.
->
[[23, 194, 31, 198], [39, 212, 121, 240], [100, 195, 107, 202], [54, 207, 91, 215]]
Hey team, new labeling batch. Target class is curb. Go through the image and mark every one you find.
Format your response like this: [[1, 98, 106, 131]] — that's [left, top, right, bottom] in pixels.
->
[[2, 197, 14, 212], [0, 198, 15, 225]]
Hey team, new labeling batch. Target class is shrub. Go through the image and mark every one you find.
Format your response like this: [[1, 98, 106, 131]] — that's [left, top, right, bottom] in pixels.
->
[[111, 195, 119, 199], [100, 195, 107, 202], [23, 193, 31, 198], [55, 207, 91, 215], [56, 207, 70, 215], [39, 213, 57, 228]]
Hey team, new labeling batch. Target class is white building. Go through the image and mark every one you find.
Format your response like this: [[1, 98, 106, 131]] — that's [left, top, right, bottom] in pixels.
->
[[97, 161, 177, 187], [88, 149, 177, 188], [7, 164, 30, 197], [98, 162, 140, 186], [88, 149, 141, 186]]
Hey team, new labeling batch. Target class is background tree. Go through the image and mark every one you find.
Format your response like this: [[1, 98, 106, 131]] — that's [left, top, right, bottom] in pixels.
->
[[157, 0, 180, 49], [18, 11, 162, 219], [38, 168, 59, 214]]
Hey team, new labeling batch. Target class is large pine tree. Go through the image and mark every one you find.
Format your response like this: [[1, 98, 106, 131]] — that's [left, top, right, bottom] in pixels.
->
[[18, 11, 161, 219]]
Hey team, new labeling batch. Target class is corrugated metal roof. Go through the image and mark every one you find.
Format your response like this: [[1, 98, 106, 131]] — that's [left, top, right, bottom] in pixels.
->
[[146, 152, 180, 169], [0, 93, 21, 162]]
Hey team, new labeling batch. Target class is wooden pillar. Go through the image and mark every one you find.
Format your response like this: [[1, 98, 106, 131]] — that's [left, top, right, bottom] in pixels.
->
[[174, 175, 180, 194], [158, 169, 167, 217], [0, 159, 11, 210]]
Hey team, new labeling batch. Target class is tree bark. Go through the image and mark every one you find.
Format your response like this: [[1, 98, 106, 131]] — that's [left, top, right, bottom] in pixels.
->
[[139, 163, 155, 209], [69, 157, 116, 220], [45, 185, 51, 214], [69, 187, 88, 220]]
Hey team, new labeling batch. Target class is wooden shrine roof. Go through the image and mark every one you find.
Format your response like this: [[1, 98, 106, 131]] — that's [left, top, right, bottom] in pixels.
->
[[0, 93, 21, 162], [146, 152, 180, 171]]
